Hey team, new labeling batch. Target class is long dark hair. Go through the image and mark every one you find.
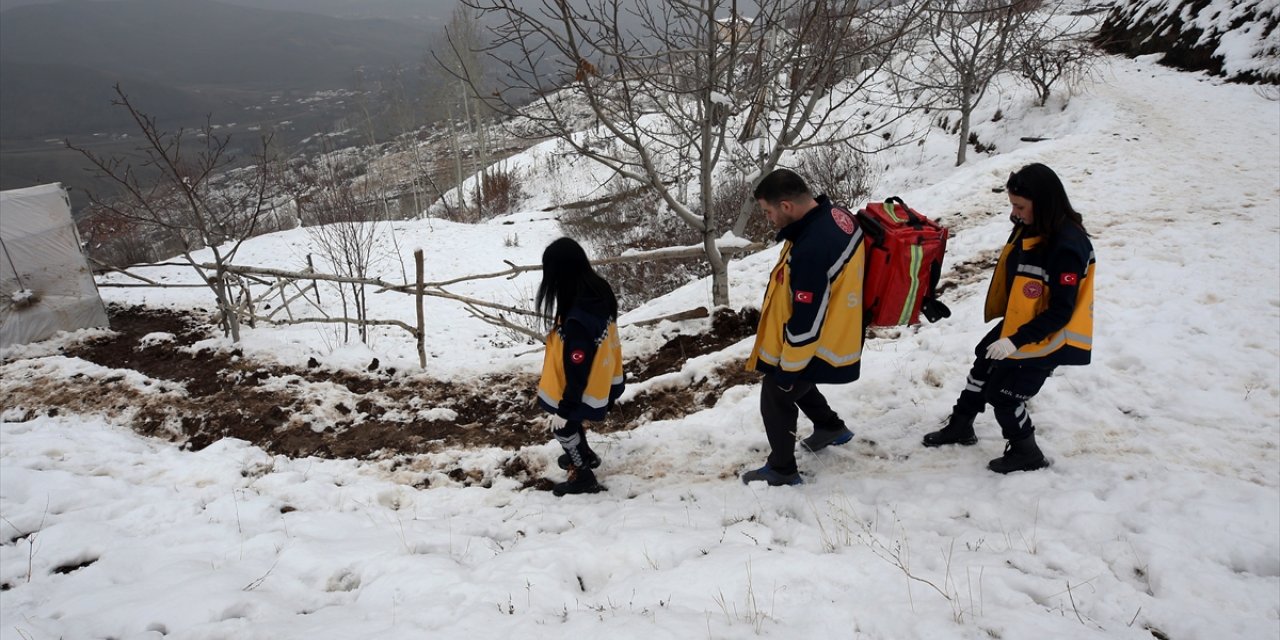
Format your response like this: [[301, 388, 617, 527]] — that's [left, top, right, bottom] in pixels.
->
[[535, 237, 618, 330], [1006, 163, 1087, 240]]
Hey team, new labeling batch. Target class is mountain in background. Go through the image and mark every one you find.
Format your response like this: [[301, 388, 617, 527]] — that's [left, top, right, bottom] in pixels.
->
[[0, 0, 435, 139], [0, 0, 456, 24]]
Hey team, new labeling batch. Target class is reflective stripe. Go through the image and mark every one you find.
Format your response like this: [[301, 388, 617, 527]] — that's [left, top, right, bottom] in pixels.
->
[[582, 393, 609, 409], [781, 354, 814, 371], [898, 244, 923, 324], [611, 375, 625, 385], [786, 228, 862, 344], [538, 388, 560, 408], [816, 345, 862, 366], [757, 349, 781, 365], [884, 200, 906, 223], [1017, 264, 1048, 280], [1065, 330, 1093, 346], [555, 431, 584, 467], [555, 431, 581, 447], [1009, 330, 1092, 359]]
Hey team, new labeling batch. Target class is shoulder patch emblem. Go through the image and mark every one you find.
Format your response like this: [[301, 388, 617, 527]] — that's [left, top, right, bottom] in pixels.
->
[[570, 349, 587, 364], [832, 207, 855, 235], [1022, 282, 1044, 299], [1060, 272, 1079, 286], [795, 290, 814, 303]]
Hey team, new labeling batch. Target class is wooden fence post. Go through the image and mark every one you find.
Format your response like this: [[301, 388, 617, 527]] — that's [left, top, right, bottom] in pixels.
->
[[277, 277, 294, 321], [414, 249, 426, 369], [307, 254, 321, 305]]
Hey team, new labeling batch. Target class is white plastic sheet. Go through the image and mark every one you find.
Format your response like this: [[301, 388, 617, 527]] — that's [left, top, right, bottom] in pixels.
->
[[0, 183, 109, 348]]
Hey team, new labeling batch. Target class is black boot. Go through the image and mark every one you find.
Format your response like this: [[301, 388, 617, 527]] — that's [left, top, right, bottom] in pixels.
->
[[988, 434, 1049, 474], [553, 467, 603, 496], [557, 448, 601, 470], [922, 414, 977, 447]]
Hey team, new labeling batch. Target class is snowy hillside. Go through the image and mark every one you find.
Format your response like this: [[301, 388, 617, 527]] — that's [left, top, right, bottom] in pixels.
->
[[1099, 0, 1280, 82], [2, 39, 1279, 640]]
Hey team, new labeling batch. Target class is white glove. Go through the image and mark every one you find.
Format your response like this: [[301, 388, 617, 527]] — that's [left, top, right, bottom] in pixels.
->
[[985, 338, 1017, 361], [547, 414, 568, 431]]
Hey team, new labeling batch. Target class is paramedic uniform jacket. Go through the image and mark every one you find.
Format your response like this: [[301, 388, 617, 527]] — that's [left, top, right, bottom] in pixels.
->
[[537, 298, 625, 421], [746, 195, 866, 384], [984, 223, 1095, 366]]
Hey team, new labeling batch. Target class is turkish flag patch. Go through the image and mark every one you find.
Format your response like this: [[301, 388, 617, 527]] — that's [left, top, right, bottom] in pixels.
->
[[831, 208, 856, 235], [795, 290, 814, 303], [1060, 272, 1079, 286], [569, 349, 586, 364]]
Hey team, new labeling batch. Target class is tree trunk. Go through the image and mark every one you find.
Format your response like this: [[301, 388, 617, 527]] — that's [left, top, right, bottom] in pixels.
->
[[955, 99, 972, 166], [704, 229, 730, 307], [214, 266, 241, 342]]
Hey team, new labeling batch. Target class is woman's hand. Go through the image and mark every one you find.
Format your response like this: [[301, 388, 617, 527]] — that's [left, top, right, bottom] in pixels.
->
[[985, 338, 1017, 360]]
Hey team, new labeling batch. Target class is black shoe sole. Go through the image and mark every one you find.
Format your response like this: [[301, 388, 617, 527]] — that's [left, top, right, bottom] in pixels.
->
[[922, 434, 978, 448], [552, 482, 604, 496], [988, 458, 1051, 474]]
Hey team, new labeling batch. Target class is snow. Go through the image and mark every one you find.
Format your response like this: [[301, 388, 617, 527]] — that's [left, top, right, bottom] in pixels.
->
[[1110, 0, 1280, 80], [3, 50, 1279, 640]]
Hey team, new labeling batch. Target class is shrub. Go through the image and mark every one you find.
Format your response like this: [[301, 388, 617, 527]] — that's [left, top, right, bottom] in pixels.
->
[[799, 146, 878, 206]]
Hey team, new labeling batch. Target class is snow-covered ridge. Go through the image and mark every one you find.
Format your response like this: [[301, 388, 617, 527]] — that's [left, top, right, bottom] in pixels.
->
[[1099, 0, 1280, 82]]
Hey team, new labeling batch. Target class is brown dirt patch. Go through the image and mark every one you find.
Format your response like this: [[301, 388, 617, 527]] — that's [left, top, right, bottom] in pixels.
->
[[631, 307, 759, 380], [6, 304, 763, 487]]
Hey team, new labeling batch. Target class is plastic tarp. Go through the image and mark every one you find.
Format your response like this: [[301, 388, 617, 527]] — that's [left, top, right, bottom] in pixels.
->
[[1, 183, 109, 348]]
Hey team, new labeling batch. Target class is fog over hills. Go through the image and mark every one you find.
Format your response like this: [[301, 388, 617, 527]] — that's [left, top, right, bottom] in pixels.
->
[[0, 0, 457, 23], [0, 0, 432, 89], [0, 0, 463, 208], [0, 0, 439, 139]]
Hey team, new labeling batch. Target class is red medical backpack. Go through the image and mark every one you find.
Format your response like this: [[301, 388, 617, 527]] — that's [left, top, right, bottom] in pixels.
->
[[850, 197, 950, 327]]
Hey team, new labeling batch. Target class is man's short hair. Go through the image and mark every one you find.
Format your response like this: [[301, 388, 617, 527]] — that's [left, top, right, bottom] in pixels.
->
[[753, 168, 811, 203]]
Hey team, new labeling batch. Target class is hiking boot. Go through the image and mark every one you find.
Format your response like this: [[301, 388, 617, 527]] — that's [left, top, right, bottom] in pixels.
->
[[987, 434, 1050, 474], [552, 467, 603, 496], [740, 464, 803, 486], [801, 426, 854, 452], [922, 414, 978, 447], [556, 449, 601, 471]]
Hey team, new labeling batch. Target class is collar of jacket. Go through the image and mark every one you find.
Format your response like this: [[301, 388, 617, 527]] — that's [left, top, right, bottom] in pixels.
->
[[775, 194, 832, 242], [558, 296, 612, 337]]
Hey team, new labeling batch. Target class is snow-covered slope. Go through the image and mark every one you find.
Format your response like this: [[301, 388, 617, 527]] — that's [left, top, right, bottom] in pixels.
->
[[1, 52, 1278, 640]]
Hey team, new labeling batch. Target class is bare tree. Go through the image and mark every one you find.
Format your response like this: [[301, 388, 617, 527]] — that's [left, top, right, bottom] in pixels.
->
[[68, 85, 280, 341], [281, 144, 387, 344], [432, 3, 494, 218], [1018, 29, 1097, 107], [911, 0, 1075, 165], [350, 68, 383, 148], [451, 0, 928, 306]]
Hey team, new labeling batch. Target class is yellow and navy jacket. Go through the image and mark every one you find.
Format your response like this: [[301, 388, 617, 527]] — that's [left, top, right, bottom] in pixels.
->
[[984, 223, 1095, 366], [537, 299, 625, 421], [747, 195, 866, 384]]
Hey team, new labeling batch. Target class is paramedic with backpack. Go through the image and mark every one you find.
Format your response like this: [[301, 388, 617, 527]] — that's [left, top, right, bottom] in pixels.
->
[[742, 169, 866, 486], [922, 163, 1094, 473]]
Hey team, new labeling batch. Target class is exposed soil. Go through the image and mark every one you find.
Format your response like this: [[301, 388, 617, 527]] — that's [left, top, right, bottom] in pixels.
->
[[4, 305, 762, 487]]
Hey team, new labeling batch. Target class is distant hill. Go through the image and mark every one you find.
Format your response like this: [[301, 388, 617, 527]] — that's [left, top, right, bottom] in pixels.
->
[[0, 61, 211, 138], [0, 0, 455, 25], [0, 0, 433, 138]]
